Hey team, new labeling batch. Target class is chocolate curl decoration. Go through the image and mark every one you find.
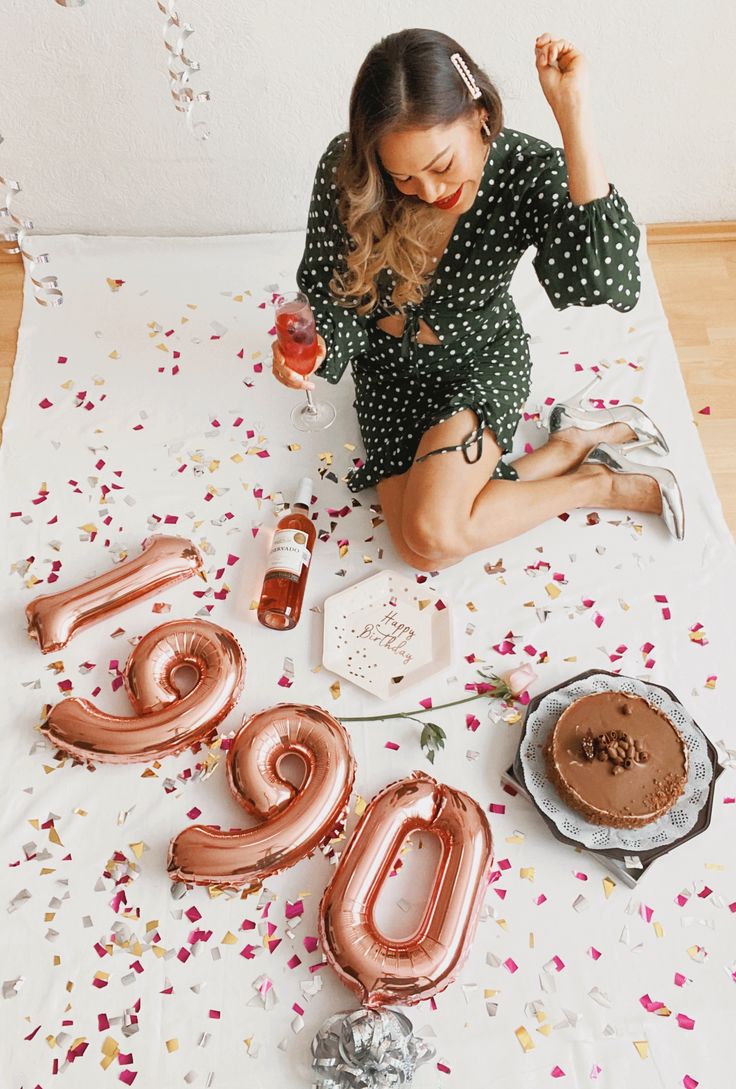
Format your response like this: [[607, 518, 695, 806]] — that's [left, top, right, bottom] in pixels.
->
[[42, 619, 245, 763], [0, 134, 63, 306], [26, 535, 205, 654], [319, 771, 493, 1007], [156, 0, 211, 141], [168, 704, 355, 887], [312, 1008, 435, 1089]]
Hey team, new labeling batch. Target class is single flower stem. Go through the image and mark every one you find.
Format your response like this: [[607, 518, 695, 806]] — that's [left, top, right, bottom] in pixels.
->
[[340, 688, 508, 724]]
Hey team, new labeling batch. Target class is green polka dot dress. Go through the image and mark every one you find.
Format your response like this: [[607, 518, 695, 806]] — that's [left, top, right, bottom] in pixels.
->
[[296, 128, 641, 492]]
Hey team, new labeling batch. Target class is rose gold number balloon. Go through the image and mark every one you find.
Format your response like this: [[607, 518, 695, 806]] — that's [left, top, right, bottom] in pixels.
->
[[42, 619, 245, 763], [26, 535, 204, 653], [168, 704, 355, 888], [319, 771, 492, 1007]]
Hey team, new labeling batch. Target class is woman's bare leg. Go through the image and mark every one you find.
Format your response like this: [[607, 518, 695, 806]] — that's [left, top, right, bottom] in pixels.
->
[[377, 410, 661, 571]]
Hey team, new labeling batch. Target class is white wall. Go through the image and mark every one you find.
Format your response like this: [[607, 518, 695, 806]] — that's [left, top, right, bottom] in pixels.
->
[[3, 0, 735, 235]]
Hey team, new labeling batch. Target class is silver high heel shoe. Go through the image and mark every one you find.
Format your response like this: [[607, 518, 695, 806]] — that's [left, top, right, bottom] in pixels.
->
[[547, 373, 669, 455], [584, 441, 685, 541]]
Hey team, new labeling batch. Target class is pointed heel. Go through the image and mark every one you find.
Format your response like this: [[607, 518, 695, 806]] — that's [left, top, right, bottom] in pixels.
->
[[584, 442, 685, 541], [546, 375, 669, 456]]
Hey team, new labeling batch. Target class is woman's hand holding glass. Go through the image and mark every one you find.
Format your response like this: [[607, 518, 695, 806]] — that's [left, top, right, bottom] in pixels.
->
[[271, 334, 327, 391]]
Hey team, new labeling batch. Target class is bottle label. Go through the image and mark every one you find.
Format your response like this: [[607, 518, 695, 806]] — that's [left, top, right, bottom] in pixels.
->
[[266, 529, 312, 583]]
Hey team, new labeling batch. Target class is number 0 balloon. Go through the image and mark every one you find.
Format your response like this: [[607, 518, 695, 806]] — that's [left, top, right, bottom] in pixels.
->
[[319, 771, 493, 1007]]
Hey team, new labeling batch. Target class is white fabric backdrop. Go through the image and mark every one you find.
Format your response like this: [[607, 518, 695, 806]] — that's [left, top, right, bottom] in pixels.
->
[[1, 231, 734, 1087]]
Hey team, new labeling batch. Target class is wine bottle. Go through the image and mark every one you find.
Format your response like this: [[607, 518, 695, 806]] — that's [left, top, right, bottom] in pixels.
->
[[257, 477, 316, 630]]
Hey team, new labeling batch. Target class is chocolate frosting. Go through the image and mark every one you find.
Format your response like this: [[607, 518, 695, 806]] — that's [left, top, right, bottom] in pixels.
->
[[544, 691, 688, 829]]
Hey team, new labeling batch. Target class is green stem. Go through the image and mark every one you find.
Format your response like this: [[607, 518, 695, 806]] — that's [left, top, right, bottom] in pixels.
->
[[341, 689, 506, 724]]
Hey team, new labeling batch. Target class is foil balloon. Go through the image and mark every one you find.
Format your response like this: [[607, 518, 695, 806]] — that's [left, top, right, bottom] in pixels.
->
[[26, 534, 204, 653], [42, 619, 245, 763], [168, 703, 355, 888], [319, 771, 492, 1008]]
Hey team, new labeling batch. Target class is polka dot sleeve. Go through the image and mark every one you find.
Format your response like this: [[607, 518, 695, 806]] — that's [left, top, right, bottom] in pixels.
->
[[296, 135, 368, 384], [517, 143, 641, 314]]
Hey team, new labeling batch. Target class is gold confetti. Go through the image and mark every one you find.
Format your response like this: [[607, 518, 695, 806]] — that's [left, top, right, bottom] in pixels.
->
[[330, 681, 341, 700], [355, 796, 367, 817], [545, 582, 561, 599], [602, 876, 616, 898], [466, 601, 477, 612], [515, 1026, 534, 1052], [288, 444, 301, 452], [221, 931, 237, 945], [633, 1040, 649, 1060], [166, 1039, 179, 1053], [520, 867, 535, 881], [418, 599, 431, 610], [344, 443, 356, 451], [537, 1023, 552, 1037], [653, 921, 664, 938], [506, 833, 525, 845]]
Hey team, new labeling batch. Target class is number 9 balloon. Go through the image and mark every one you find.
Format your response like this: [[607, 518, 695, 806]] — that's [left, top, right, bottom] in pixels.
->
[[168, 703, 355, 888], [42, 618, 245, 763]]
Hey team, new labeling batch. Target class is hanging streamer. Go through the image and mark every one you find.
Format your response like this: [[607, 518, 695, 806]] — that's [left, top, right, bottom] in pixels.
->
[[156, 0, 211, 140], [0, 135, 64, 307]]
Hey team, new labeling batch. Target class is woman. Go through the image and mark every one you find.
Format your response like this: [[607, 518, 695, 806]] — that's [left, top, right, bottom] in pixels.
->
[[272, 29, 684, 570]]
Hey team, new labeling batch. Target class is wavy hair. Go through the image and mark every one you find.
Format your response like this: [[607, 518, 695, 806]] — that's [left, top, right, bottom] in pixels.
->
[[330, 28, 503, 315]]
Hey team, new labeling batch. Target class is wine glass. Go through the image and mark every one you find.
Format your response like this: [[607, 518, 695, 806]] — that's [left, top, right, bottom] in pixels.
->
[[274, 291, 336, 432]]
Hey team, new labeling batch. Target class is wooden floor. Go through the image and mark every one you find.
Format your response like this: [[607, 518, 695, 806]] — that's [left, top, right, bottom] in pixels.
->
[[1, 230, 734, 533]]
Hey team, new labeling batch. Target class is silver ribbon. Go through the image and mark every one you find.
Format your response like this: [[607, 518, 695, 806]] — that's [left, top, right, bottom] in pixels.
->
[[0, 134, 63, 307], [156, 0, 211, 141], [312, 1008, 435, 1088]]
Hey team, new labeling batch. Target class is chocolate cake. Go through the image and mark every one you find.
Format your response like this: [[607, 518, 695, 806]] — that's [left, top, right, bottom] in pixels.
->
[[544, 691, 688, 829]]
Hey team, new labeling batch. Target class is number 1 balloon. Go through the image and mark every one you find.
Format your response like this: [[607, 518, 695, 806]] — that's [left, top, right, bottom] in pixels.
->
[[26, 535, 204, 653]]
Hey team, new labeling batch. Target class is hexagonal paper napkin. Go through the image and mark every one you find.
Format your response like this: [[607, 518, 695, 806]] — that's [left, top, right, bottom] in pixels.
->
[[322, 570, 453, 700]]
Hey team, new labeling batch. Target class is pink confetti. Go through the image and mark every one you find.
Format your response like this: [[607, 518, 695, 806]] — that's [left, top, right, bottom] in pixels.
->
[[419, 697, 433, 710], [588, 947, 602, 960], [503, 958, 518, 974], [698, 406, 710, 415], [677, 1013, 695, 1030], [551, 1067, 566, 1078], [683, 1077, 699, 1089], [674, 972, 689, 987], [385, 741, 400, 750], [488, 803, 506, 814]]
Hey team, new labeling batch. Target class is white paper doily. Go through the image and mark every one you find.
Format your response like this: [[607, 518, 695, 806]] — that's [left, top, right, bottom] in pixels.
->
[[519, 673, 714, 851]]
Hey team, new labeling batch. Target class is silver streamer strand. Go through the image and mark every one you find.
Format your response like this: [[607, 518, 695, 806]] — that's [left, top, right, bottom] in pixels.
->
[[54, 1, 88, 7], [311, 1008, 435, 1088], [0, 135, 63, 307], [156, 0, 211, 141]]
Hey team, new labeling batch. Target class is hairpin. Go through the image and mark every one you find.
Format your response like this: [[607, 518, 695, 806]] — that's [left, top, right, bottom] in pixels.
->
[[450, 52, 482, 100]]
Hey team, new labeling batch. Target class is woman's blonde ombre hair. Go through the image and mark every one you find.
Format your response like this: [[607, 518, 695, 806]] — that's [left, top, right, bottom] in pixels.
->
[[330, 29, 503, 315]]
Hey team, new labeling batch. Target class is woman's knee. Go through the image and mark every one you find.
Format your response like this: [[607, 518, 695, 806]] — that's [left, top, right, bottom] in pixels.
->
[[401, 506, 466, 564]]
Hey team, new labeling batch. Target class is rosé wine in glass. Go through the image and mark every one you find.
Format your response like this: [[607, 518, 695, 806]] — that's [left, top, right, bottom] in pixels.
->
[[274, 291, 336, 432]]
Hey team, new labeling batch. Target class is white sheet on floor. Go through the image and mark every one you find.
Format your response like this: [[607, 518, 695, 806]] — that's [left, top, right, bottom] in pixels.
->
[[1, 231, 734, 1088]]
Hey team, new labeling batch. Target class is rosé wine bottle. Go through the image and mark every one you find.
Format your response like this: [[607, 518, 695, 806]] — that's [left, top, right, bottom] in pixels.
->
[[257, 477, 316, 630]]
